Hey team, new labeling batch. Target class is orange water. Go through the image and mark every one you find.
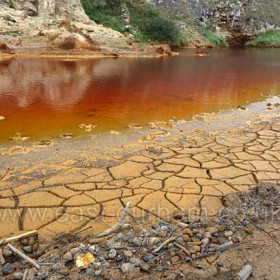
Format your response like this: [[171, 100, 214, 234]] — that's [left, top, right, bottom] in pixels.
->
[[1, 48, 280, 140]]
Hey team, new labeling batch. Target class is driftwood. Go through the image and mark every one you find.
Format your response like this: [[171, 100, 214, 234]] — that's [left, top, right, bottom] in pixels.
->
[[91, 202, 131, 239], [237, 265, 252, 280], [7, 244, 40, 270], [152, 236, 178, 254], [1, 230, 37, 245]]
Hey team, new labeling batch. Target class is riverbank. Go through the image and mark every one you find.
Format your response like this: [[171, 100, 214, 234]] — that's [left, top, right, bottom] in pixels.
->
[[1, 97, 280, 278]]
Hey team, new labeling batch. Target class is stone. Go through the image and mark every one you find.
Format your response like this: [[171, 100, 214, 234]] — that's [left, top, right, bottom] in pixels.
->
[[3, 263, 15, 275], [108, 249, 117, 259], [124, 250, 133, 258], [3, 247, 13, 257], [130, 257, 141, 267], [23, 246, 33, 253], [149, 237, 161, 246], [0, 116, 6, 121], [63, 251, 73, 261], [121, 262, 135, 273], [224, 231, 233, 238], [142, 254, 155, 262]]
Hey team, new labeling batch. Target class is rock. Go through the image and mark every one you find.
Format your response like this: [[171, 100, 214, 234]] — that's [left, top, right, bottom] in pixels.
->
[[130, 257, 141, 267], [63, 251, 73, 261], [116, 254, 123, 262], [37, 236, 46, 244], [13, 271, 24, 280], [70, 247, 80, 256], [131, 237, 142, 247], [23, 246, 33, 253], [149, 237, 161, 246], [115, 233, 124, 242], [86, 268, 95, 277], [142, 254, 155, 262], [245, 227, 254, 234], [75, 252, 94, 269], [224, 231, 233, 238], [108, 249, 117, 259], [3, 247, 13, 257], [95, 270, 102, 276], [3, 263, 15, 275], [183, 234, 190, 242], [0, 41, 13, 54], [182, 228, 193, 237], [124, 250, 133, 258], [217, 261, 224, 267], [59, 268, 69, 276], [0, 116, 5, 121], [121, 262, 135, 273], [140, 262, 150, 271]]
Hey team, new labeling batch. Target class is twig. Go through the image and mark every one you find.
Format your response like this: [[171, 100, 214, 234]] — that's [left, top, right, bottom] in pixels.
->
[[1, 230, 37, 245], [152, 235, 178, 254], [23, 269, 29, 280], [7, 244, 40, 270], [91, 202, 131, 239], [174, 242, 190, 256], [74, 226, 92, 235], [209, 241, 234, 252], [0, 248, 5, 265]]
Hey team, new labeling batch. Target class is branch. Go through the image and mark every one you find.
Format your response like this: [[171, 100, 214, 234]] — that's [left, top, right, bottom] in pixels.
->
[[91, 202, 131, 239]]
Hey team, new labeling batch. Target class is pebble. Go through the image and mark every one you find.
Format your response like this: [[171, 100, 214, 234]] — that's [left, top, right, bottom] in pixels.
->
[[142, 254, 154, 262], [131, 237, 142, 247], [70, 247, 80, 256], [245, 227, 254, 234], [115, 254, 123, 262], [124, 250, 133, 258], [130, 257, 141, 267], [20, 238, 29, 246], [86, 268, 95, 277], [3, 247, 13, 257], [176, 236, 184, 245], [121, 263, 135, 273], [140, 262, 150, 271], [108, 249, 117, 259], [115, 233, 124, 242], [224, 231, 233, 238], [3, 263, 15, 275], [23, 246, 33, 253], [95, 270, 102, 276], [149, 237, 161, 246], [13, 272, 24, 280], [63, 252, 73, 261], [217, 261, 224, 267], [182, 228, 193, 237]]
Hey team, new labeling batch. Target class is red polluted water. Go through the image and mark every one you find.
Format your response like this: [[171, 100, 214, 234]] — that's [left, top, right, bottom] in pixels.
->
[[0, 48, 280, 140]]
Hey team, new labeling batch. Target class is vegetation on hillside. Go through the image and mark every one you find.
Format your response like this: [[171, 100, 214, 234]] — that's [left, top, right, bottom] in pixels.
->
[[81, 0, 187, 46], [205, 27, 228, 47], [248, 30, 280, 47]]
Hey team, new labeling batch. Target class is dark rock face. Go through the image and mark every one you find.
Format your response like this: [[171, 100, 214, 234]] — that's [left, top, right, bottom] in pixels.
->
[[150, 0, 280, 46]]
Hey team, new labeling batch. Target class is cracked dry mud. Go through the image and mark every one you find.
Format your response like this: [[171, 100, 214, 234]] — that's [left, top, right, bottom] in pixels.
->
[[1, 108, 280, 239]]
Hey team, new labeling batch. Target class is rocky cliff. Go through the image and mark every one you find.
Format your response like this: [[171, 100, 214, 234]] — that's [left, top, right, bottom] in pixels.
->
[[150, 0, 280, 46], [0, 0, 148, 55]]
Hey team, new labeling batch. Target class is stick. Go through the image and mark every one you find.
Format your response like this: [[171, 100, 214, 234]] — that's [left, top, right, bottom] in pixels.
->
[[91, 202, 131, 239], [152, 236, 178, 254], [209, 241, 234, 252], [1, 230, 37, 245], [174, 242, 191, 256], [237, 265, 252, 280], [7, 244, 40, 270], [0, 248, 5, 265]]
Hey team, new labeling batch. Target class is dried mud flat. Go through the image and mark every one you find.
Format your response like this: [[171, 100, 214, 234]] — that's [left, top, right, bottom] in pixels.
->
[[1, 97, 280, 279]]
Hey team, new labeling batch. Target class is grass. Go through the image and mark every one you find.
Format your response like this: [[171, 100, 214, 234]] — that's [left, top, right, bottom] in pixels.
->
[[205, 28, 228, 47], [248, 30, 280, 47], [81, 0, 187, 46]]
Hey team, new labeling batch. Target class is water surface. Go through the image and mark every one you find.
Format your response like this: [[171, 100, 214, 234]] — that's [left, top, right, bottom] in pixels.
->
[[1, 48, 280, 140]]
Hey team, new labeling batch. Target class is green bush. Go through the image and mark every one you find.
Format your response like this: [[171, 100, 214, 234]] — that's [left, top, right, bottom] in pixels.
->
[[81, 0, 186, 45], [205, 28, 228, 47], [248, 29, 280, 47]]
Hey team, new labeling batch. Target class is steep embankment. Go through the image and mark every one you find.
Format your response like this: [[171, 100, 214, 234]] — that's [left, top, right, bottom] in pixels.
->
[[0, 0, 172, 56]]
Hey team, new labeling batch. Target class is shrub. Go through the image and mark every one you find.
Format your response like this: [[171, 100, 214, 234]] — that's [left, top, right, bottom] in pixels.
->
[[205, 27, 228, 47], [248, 29, 280, 47]]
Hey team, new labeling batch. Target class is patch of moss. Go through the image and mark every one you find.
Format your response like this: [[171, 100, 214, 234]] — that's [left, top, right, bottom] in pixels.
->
[[248, 30, 280, 47]]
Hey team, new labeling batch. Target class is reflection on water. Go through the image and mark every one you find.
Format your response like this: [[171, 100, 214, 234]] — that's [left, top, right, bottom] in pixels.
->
[[1, 49, 280, 139]]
